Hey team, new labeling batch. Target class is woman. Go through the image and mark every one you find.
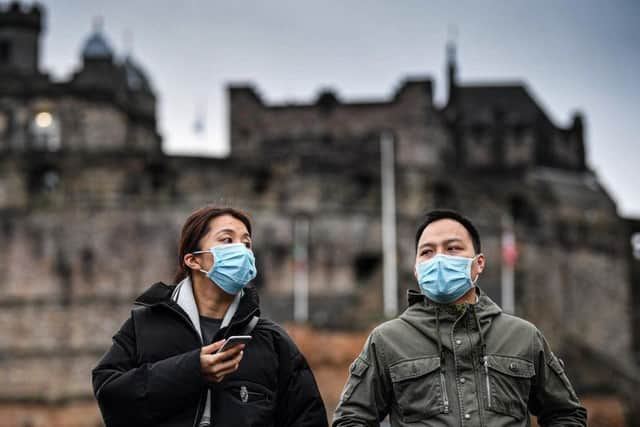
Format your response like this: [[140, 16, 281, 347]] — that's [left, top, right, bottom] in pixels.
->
[[92, 206, 327, 427]]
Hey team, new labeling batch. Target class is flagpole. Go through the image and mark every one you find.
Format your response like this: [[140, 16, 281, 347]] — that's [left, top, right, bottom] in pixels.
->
[[501, 214, 516, 314], [381, 131, 397, 318], [293, 216, 310, 323]]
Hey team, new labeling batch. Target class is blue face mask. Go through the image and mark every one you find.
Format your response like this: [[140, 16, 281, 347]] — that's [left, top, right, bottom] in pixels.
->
[[416, 254, 479, 304], [194, 243, 257, 295]]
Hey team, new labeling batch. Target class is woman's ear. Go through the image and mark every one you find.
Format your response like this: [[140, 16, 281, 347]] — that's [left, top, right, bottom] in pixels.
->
[[183, 253, 202, 272]]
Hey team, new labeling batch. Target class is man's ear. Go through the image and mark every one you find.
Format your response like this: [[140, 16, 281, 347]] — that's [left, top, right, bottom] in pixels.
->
[[476, 253, 486, 274]]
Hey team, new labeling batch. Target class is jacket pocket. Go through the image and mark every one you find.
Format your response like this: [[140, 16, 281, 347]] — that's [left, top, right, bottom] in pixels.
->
[[484, 355, 535, 420], [216, 380, 276, 426], [225, 379, 274, 403], [389, 356, 445, 422], [339, 357, 369, 403]]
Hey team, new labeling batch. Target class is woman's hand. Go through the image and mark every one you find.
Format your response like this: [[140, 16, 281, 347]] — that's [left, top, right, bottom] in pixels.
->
[[200, 339, 245, 383]]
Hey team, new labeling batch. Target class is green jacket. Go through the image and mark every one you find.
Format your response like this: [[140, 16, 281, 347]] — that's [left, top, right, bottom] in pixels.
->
[[333, 289, 587, 427]]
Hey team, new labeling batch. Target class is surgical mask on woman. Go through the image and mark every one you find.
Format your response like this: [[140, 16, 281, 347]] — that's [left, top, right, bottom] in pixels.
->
[[193, 243, 257, 295], [416, 254, 479, 304]]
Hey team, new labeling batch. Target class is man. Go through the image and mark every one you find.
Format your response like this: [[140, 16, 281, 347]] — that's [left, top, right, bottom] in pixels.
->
[[333, 210, 587, 426]]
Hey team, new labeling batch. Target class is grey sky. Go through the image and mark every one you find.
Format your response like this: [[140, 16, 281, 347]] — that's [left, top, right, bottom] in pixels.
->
[[35, 0, 640, 216]]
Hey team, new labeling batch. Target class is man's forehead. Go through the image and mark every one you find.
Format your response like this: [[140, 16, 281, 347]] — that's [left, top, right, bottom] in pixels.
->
[[419, 219, 472, 244]]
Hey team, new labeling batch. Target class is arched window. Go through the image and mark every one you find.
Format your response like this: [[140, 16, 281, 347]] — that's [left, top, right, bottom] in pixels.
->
[[29, 111, 61, 151]]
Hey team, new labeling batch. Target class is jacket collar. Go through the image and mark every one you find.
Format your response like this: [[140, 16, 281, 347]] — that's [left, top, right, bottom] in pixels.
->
[[134, 280, 261, 328], [404, 286, 502, 320]]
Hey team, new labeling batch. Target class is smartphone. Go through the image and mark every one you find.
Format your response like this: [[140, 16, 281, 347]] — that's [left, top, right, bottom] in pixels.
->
[[216, 335, 252, 354]]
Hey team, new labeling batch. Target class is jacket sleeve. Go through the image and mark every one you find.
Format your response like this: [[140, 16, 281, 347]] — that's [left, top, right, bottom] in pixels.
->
[[92, 313, 205, 427], [273, 328, 328, 427], [332, 330, 391, 427], [529, 330, 588, 427]]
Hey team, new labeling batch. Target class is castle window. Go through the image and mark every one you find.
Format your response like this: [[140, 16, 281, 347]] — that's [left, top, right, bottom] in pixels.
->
[[253, 168, 271, 194], [509, 194, 538, 227], [0, 40, 10, 64], [0, 111, 8, 137], [433, 182, 457, 209], [81, 247, 95, 281], [512, 123, 526, 144], [352, 172, 372, 201], [354, 252, 381, 284], [27, 165, 60, 195], [30, 111, 61, 151], [471, 123, 486, 143]]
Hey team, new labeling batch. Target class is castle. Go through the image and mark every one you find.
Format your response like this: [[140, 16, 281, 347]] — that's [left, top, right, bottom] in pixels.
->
[[1, 2, 639, 425]]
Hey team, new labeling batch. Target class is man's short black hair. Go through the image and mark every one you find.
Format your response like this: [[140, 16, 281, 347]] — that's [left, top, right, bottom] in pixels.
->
[[415, 209, 482, 254]]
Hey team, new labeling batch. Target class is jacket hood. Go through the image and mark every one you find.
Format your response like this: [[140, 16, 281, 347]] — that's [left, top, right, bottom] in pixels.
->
[[135, 281, 261, 324], [400, 287, 502, 355]]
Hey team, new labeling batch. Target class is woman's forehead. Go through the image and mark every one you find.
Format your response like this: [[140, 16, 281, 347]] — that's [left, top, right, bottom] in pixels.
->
[[207, 214, 249, 235]]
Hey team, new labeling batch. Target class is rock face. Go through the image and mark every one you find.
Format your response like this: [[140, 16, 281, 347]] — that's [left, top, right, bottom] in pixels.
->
[[1, 3, 639, 426]]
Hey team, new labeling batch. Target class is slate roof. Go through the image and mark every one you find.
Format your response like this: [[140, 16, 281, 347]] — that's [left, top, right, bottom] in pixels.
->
[[451, 84, 552, 127]]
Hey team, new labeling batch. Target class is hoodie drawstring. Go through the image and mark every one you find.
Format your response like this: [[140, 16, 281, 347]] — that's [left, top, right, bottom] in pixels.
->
[[471, 304, 492, 408], [435, 307, 450, 413], [470, 305, 486, 359], [435, 307, 445, 365]]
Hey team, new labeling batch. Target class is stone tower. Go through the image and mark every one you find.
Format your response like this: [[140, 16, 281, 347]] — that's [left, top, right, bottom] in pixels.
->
[[0, 1, 42, 75]]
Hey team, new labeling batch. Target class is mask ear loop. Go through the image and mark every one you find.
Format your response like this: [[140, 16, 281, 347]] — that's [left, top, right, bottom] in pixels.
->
[[470, 254, 481, 284], [191, 250, 213, 275]]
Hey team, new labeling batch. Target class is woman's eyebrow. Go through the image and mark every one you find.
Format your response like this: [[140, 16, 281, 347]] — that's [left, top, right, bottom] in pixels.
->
[[214, 228, 236, 236], [214, 228, 251, 239]]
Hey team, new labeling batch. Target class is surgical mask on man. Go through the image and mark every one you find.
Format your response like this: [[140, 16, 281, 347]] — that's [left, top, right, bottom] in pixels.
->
[[193, 243, 257, 295], [416, 254, 479, 304]]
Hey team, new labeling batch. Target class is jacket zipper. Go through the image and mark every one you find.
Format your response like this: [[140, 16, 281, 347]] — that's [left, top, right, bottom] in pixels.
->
[[162, 304, 208, 427], [136, 299, 260, 427], [483, 356, 491, 408], [192, 391, 208, 427], [440, 371, 450, 413]]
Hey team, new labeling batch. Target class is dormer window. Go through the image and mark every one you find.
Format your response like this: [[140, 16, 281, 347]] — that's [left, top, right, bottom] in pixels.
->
[[30, 111, 61, 150]]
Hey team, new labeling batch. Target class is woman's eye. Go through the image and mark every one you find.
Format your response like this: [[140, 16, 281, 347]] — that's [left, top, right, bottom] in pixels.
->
[[221, 237, 232, 244], [244, 242, 251, 249]]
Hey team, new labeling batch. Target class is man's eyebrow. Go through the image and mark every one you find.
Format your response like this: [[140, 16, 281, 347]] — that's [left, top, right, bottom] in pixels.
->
[[443, 238, 464, 245], [418, 237, 464, 249]]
